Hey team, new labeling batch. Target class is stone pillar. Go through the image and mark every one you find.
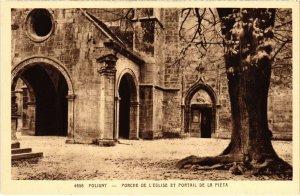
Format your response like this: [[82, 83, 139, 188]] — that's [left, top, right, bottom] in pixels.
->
[[129, 101, 140, 139], [66, 94, 76, 142], [214, 104, 221, 137], [21, 86, 28, 130], [212, 108, 218, 138], [114, 96, 120, 140], [11, 92, 18, 141], [14, 89, 23, 131], [27, 102, 36, 133], [96, 54, 118, 144], [180, 104, 185, 135]]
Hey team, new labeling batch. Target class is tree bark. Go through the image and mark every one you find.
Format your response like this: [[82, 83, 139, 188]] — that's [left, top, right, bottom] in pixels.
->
[[219, 8, 286, 167]]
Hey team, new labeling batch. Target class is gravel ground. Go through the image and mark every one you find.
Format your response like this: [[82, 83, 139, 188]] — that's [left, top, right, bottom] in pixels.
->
[[11, 136, 292, 180]]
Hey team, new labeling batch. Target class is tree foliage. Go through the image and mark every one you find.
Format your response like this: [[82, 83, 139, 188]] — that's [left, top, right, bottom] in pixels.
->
[[178, 8, 291, 82]]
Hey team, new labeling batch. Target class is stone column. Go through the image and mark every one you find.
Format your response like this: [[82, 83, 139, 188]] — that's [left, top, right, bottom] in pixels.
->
[[96, 54, 118, 145], [214, 104, 221, 138], [212, 108, 218, 138], [180, 104, 185, 136], [11, 92, 18, 141], [21, 86, 28, 130], [114, 96, 120, 140], [66, 94, 76, 143], [129, 101, 140, 139], [14, 89, 23, 131]]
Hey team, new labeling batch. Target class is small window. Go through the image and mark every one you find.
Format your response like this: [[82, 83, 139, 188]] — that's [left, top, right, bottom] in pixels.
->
[[26, 9, 54, 42]]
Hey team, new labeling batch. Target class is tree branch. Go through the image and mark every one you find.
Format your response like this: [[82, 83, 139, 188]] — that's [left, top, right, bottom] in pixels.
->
[[272, 39, 291, 60]]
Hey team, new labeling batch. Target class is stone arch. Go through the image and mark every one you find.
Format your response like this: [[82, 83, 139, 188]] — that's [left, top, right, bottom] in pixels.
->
[[184, 80, 217, 138], [18, 76, 36, 102], [116, 68, 139, 139], [116, 68, 139, 101], [11, 56, 75, 137], [12, 56, 74, 95]]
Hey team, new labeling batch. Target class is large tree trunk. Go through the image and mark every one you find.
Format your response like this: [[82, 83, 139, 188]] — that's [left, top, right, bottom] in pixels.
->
[[177, 8, 292, 176], [222, 39, 279, 169]]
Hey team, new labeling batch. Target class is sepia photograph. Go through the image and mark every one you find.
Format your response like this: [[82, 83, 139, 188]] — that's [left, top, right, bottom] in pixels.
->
[[1, 1, 299, 194]]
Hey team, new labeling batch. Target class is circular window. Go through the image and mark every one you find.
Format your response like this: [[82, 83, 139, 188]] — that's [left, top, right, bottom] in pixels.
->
[[26, 9, 54, 42]]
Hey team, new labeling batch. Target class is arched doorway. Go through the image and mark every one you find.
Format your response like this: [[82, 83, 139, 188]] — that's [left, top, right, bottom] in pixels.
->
[[14, 78, 36, 135], [185, 82, 217, 138], [12, 58, 74, 137], [117, 72, 138, 139]]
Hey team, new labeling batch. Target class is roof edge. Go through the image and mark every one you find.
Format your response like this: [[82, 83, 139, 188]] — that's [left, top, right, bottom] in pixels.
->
[[79, 8, 125, 46], [104, 41, 145, 65]]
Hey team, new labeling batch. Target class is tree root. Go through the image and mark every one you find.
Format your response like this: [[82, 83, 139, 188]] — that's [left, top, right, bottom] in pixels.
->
[[177, 154, 292, 178], [250, 157, 292, 177], [176, 154, 243, 169]]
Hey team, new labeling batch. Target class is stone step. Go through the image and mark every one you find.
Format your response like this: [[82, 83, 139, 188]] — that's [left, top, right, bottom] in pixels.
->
[[11, 142, 20, 149], [11, 152, 43, 161], [11, 148, 32, 154]]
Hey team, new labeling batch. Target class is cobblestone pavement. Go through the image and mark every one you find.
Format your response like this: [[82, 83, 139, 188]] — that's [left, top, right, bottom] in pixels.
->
[[11, 136, 292, 180]]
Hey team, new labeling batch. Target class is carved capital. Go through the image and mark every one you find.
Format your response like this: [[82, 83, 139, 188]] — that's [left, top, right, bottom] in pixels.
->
[[66, 94, 76, 100], [97, 54, 118, 75]]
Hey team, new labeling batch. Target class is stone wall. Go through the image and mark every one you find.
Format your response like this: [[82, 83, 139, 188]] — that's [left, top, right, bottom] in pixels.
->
[[152, 88, 164, 138], [163, 9, 181, 89], [139, 86, 153, 139], [268, 88, 292, 140], [162, 90, 182, 136], [216, 73, 231, 138]]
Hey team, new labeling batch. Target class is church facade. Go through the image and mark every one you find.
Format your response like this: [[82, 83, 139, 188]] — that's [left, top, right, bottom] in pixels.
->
[[11, 8, 292, 143]]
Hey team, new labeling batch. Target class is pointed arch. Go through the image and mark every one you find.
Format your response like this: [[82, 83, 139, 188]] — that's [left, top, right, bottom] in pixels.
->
[[184, 80, 217, 137]]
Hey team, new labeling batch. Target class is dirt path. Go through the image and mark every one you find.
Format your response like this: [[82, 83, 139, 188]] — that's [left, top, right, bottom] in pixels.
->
[[12, 136, 292, 180]]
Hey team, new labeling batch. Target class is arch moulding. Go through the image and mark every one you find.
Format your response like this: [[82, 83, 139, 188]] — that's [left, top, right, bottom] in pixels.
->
[[116, 68, 139, 101], [185, 80, 217, 106], [11, 56, 75, 96]]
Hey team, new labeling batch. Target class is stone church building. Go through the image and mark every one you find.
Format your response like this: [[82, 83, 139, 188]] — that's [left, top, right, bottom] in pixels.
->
[[11, 8, 292, 143]]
